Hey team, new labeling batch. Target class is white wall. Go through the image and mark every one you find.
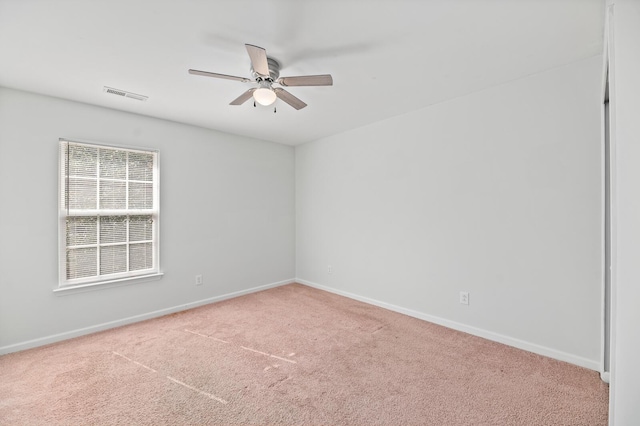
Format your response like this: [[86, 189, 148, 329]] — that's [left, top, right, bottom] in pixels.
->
[[296, 56, 603, 369], [607, 0, 640, 423], [0, 87, 295, 352]]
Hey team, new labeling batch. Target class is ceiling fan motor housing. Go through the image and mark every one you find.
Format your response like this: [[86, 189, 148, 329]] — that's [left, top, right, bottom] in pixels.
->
[[252, 57, 281, 82]]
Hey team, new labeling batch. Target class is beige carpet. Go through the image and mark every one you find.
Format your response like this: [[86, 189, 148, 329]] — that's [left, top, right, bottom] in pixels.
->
[[0, 283, 608, 425]]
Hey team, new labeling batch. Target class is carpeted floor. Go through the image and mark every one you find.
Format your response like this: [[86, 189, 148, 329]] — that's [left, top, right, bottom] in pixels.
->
[[0, 283, 608, 425]]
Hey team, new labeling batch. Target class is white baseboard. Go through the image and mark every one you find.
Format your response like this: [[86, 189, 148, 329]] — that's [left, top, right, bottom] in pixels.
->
[[0, 278, 295, 355], [296, 278, 601, 372]]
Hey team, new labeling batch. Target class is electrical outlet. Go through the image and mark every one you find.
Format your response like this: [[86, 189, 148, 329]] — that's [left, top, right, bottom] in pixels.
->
[[195, 275, 203, 286], [459, 291, 469, 305], [328, 265, 333, 274]]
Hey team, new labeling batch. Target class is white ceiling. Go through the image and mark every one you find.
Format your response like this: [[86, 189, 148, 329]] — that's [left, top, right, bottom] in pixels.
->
[[0, 0, 604, 146]]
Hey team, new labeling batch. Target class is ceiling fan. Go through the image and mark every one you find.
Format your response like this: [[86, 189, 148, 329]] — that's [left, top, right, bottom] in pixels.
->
[[188, 44, 333, 110]]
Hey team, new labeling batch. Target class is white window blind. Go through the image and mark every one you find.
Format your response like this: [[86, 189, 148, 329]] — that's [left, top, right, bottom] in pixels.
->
[[59, 140, 159, 287]]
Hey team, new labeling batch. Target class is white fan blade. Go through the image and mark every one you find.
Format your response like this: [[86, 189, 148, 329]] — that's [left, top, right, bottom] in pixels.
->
[[245, 44, 270, 77], [277, 74, 333, 87], [189, 69, 251, 83], [274, 88, 307, 110], [230, 88, 256, 105]]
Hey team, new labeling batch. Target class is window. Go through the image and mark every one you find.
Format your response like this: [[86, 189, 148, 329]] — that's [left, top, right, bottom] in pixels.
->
[[59, 140, 160, 288]]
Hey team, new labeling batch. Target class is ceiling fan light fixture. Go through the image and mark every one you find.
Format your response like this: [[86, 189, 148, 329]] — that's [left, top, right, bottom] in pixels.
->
[[189, 43, 331, 110], [253, 87, 277, 106]]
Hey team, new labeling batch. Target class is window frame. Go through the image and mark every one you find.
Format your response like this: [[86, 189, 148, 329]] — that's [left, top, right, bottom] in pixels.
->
[[57, 139, 161, 291]]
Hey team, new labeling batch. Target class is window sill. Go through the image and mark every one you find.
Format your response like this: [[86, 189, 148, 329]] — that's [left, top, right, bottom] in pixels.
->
[[53, 272, 164, 296]]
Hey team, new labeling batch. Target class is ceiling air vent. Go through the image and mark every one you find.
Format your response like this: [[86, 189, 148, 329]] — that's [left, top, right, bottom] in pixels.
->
[[103, 86, 148, 102]]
